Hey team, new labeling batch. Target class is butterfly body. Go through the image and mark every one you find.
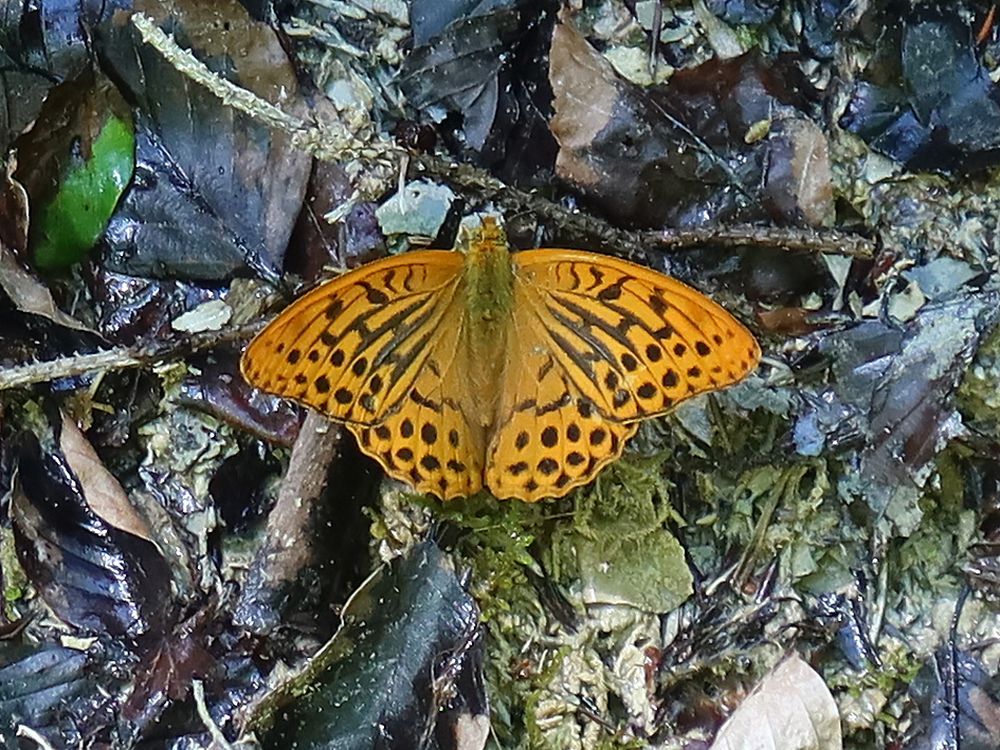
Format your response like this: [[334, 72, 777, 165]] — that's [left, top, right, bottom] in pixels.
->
[[241, 217, 760, 501], [455, 221, 514, 428]]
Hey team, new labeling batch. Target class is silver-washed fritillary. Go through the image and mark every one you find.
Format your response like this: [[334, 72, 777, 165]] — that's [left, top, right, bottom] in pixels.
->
[[241, 217, 760, 501]]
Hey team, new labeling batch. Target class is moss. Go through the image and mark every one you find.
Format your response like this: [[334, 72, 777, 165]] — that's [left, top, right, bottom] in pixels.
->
[[548, 457, 692, 612], [958, 320, 1000, 440], [0, 526, 28, 618], [421, 456, 689, 748]]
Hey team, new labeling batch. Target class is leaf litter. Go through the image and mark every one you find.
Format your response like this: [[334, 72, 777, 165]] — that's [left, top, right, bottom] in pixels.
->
[[1, 1, 1000, 749]]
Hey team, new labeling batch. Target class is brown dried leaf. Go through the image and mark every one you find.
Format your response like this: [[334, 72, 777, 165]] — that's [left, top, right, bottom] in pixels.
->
[[764, 118, 835, 227], [548, 14, 722, 227], [0, 166, 93, 332], [59, 411, 154, 542]]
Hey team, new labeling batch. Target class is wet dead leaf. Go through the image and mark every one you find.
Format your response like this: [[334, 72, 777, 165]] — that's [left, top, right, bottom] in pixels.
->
[[764, 118, 835, 227], [97, 0, 311, 280], [0, 168, 93, 332]]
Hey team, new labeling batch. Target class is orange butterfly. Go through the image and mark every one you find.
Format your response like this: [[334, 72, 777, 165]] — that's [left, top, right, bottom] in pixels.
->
[[241, 217, 760, 501]]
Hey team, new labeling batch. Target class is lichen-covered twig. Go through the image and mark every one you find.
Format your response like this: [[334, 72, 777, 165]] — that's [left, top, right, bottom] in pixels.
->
[[0, 324, 261, 392], [0, 349, 143, 391], [645, 224, 876, 259]]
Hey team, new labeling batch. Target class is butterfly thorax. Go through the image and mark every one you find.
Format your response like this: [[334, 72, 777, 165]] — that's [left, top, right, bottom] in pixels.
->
[[457, 221, 516, 426]]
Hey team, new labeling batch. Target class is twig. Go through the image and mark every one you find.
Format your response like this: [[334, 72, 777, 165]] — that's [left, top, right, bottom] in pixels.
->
[[132, 13, 306, 138], [15, 726, 56, 750], [643, 224, 876, 259], [0, 324, 260, 392], [130, 12, 875, 262], [233, 411, 342, 635], [193, 680, 234, 750]]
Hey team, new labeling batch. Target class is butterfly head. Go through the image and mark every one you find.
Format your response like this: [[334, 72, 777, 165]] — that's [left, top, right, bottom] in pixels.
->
[[456, 215, 509, 259], [453, 215, 516, 333]]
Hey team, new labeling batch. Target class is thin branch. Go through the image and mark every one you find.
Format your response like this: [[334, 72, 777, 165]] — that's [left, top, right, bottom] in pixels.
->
[[643, 224, 877, 259], [0, 324, 261, 392], [233, 410, 342, 634], [15, 727, 56, 750], [192, 680, 234, 750]]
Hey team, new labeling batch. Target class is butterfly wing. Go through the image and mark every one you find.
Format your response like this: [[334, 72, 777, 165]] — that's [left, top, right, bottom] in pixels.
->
[[242, 251, 464, 423], [241, 251, 487, 499], [484, 249, 760, 501], [346, 336, 489, 500]]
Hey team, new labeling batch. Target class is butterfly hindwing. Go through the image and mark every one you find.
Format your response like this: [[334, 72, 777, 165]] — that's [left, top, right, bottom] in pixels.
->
[[346, 279, 489, 500]]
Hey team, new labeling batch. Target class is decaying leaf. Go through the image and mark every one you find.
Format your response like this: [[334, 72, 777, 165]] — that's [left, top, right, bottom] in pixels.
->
[[96, 0, 311, 280], [0, 167, 93, 331], [251, 542, 488, 750], [908, 646, 1000, 750], [710, 653, 842, 750], [56, 411, 154, 542], [12, 423, 173, 638]]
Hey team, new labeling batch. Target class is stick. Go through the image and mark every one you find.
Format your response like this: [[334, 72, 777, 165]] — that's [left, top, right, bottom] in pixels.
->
[[0, 323, 261, 392]]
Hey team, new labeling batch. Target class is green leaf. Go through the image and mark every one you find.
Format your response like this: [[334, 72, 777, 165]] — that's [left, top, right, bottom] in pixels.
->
[[31, 110, 134, 270]]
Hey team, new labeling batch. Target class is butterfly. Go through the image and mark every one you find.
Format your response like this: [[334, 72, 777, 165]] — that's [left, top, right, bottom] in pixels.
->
[[240, 217, 760, 501]]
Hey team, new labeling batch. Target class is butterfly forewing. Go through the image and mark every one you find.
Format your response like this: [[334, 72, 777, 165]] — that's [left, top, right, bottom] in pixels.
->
[[241, 249, 490, 499], [510, 250, 760, 421], [241, 251, 465, 425]]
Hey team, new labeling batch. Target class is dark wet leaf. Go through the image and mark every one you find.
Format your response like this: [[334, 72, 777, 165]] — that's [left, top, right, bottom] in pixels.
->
[[87, 265, 229, 344], [0, 1, 125, 151], [400, 2, 520, 152], [808, 589, 882, 671], [401, 0, 555, 174], [12, 426, 173, 639], [842, 13, 1000, 170], [706, 0, 778, 25], [96, 0, 311, 280], [178, 354, 302, 447], [549, 17, 726, 227], [908, 647, 1000, 750], [808, 291, 1000, 532], [797, 0, 862, 60], [762, 118, 834, 227], [549, 16, 814, 228], [0, 643, 117, 746], [285, 161, 385, 283], [120, 619, 218, 737], [256, 542, 488, 750]]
